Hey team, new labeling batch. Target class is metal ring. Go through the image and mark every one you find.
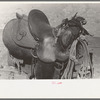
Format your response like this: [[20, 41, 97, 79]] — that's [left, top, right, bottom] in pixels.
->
[[30, 49, 38, 59]]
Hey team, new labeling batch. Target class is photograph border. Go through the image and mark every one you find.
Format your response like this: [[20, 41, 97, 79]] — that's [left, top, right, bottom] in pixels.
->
[[0, 0, 99, 99]]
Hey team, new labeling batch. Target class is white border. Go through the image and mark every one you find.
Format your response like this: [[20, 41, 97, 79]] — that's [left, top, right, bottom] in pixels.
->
[[0, 79, 100, 98]]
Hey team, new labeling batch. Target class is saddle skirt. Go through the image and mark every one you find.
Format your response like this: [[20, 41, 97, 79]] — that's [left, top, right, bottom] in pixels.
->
[[12, 14, 38, 49]]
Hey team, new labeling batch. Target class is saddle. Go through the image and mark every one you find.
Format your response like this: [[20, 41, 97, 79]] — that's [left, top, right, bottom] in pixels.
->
[[12, 10, 54, 62]]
